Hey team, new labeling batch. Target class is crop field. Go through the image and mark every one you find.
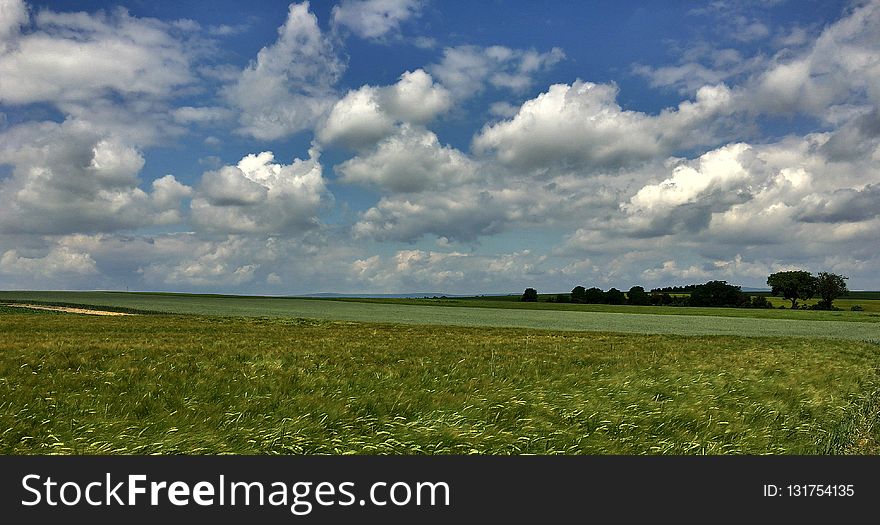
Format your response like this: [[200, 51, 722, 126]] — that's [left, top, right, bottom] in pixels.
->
[[1, 311, 879, 455], [0, 291, 879, 340], [1, 292, 879, 455]]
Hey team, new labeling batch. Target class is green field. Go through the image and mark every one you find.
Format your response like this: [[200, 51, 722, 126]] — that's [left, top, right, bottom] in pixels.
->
[[1, 291, 879, 455], [1, 312, 879, 454], [1, 291, 879, 340]]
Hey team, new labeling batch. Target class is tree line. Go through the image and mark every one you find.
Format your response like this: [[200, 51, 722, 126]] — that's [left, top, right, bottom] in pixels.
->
[[521, 270, 850, 310]]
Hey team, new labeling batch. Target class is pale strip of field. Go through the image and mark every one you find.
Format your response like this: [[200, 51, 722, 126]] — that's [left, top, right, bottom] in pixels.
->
[[1, 291, 878, 341], [2, 303, 134, 316]]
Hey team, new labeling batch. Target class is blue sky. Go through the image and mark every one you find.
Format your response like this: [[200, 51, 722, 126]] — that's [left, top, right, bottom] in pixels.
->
[[1, 0, 878, 294]]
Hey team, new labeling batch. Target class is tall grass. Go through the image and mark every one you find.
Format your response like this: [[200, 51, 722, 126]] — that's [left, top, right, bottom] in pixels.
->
[[2, 314, 878, 454]]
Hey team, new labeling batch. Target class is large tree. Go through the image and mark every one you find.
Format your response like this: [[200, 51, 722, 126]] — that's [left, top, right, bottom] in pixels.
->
[[689, 281, 746, 307], [815, 272, 848, 310], [521, 288, 538, 302], [583, 287, 606, 304], [627, 286, 650, 306], [767, 270, 816, 309], [570, 286, 586, 304], [606, 288, 626, 305]]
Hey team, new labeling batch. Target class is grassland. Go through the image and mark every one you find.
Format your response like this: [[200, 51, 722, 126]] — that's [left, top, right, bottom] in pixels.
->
[[1, 291, 879, 341], [2, 312, 879, 454]]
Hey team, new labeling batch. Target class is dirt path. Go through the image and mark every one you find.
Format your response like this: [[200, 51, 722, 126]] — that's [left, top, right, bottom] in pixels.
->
[[2, 303, 135, 316]]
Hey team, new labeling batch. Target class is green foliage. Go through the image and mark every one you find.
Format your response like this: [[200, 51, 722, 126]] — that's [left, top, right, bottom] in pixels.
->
[[521, 288, 538, 302], [851, 305, 864, 312], [815, 272, 849, 310], [689, 281, 747, 307], [627, 286, 650, 306], [767, 270, 817, 309], [606, 288, 626, 305], [570, 286, 586, 303], [2, 314, 880, 454], [750, 295, 772, 309], [583, 287, 606, 304]]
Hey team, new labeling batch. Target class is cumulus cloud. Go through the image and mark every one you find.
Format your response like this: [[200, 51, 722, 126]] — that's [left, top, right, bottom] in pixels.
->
[[190, 148, 330, 234], [350, 249, 550, 293], [0, 4, 193, 105], [142, 237, 259, 287], [0, 120, 192, 234], [332, 0, 423, 40], [623, 143, 759, 235], [223, 1, 343, 140], [429, 45, 565, 100], [0, 0, 28, 53], [336, 124, 475, 192], [743, 1, 880, 117], [317, 69, 450, 149], [797, 185, 880, 223], [0, 245, 97, 277], [351, 177, 583, 242], [473, 80, 734, 172], [171, 106, 234, 125]]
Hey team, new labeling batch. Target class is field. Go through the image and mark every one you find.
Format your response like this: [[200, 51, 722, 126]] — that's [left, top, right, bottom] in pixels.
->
[[1, 292, 880, 455], [0, 291, 879, 340]]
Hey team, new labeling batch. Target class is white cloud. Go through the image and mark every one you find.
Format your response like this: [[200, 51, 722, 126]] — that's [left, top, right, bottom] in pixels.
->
[[317, 69, 450, 149], [332, 0, 423, 40], [743, 1, 880, 117], [352, 180, 562, 242], [350, 249, 550, 293], [473, 80, 734, 172], [0, 245, 97, 277], [171, 106, 234, 125], [0, 0, 28, 53], [623, 143, 759, 235], [0, 120, 192, 234], [429, 45, 564, 100], [336, 124, 475, 192], [191, 148, 330, 234], [223, 1, 343, 140], [0, 5, 193, 105]]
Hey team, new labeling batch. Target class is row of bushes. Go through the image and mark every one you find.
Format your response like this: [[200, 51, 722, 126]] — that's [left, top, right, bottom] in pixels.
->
[[523, 281, 775, 308]]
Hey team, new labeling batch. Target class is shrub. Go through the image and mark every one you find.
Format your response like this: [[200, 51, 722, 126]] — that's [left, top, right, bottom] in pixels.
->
[[750, 295, 772, 309]]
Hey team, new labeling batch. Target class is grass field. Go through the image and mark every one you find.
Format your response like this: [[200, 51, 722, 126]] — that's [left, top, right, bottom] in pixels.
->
[[329, 296, 880, 316], [1, 291, 879, 341], [1, 312, 878, 454]]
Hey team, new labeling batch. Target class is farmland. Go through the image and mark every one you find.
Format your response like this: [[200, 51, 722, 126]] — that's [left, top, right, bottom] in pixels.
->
[[0, 291, 878, 340], [1, 292, 879, 455]]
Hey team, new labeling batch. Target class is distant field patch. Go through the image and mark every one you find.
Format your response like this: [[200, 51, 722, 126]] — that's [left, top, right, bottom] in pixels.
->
[[1, 303, 135, 316]]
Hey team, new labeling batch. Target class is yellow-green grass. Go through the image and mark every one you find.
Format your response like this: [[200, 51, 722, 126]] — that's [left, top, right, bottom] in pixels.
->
[[1, 291, 879, 340], [1, 313, 878, 454]]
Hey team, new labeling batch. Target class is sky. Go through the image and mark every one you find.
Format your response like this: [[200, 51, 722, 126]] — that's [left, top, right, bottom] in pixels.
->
[[1, 0, 879, 294]]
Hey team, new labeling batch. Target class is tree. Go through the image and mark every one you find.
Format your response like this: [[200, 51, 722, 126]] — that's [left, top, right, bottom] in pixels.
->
[[606, 288, 626, 305], [627, 286, 650, 306], [690, 281, 747, 307], [814, 272, 848, 310], [570, 286, 586, 304], [767, 270, 816, 309], [521, 288, 538, 302], [583, 287, 606, 304]]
